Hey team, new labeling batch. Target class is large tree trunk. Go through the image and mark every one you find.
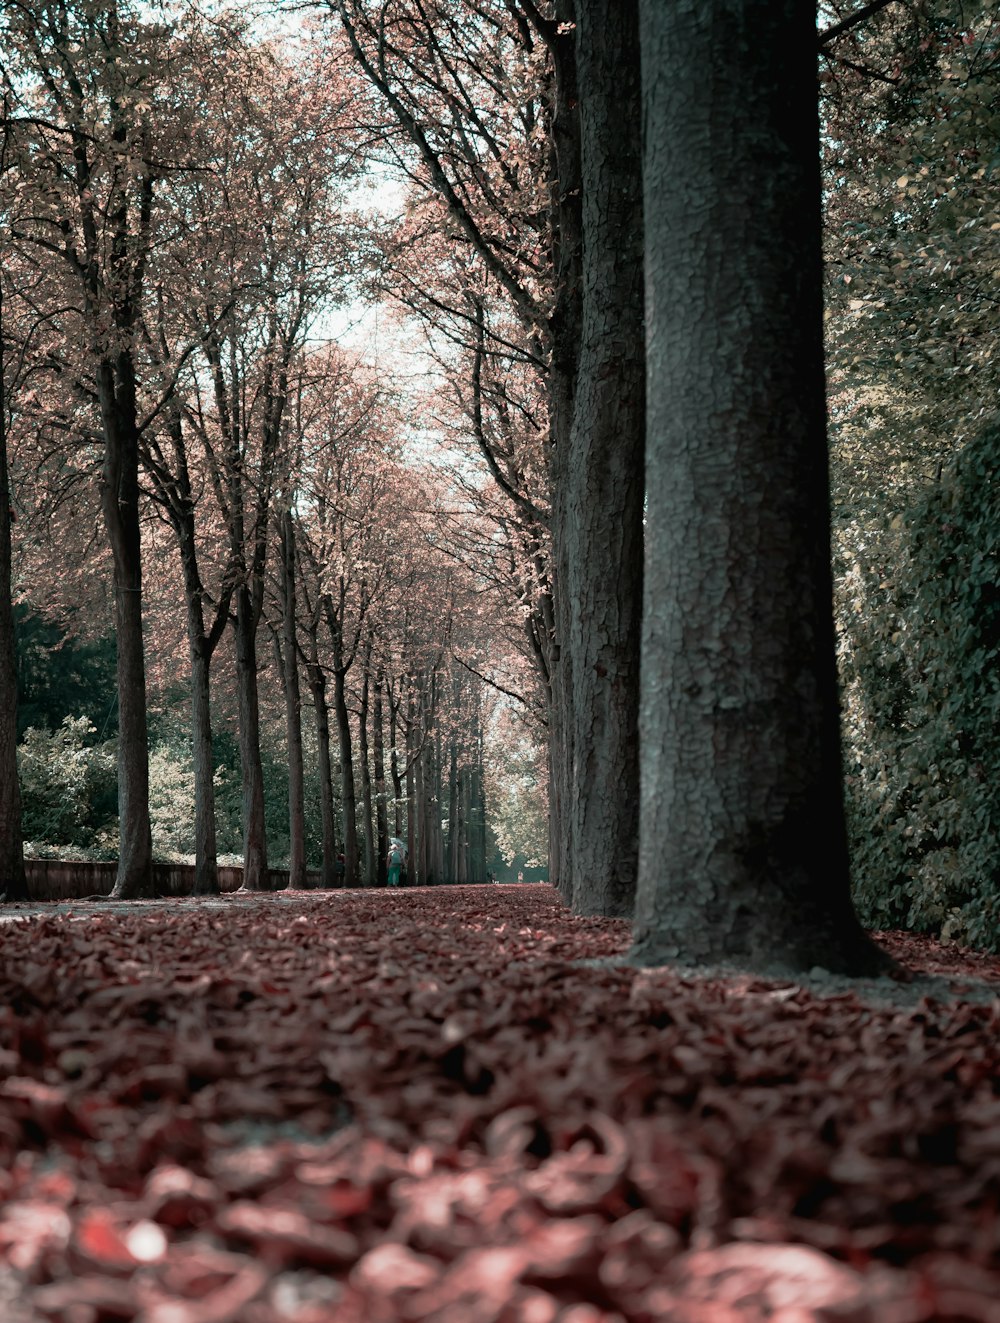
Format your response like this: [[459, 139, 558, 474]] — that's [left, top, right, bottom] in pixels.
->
[[173, 490, 223, 897], [567, 0, 644, 917], [308, 657, 338, 888], [389, 697, 404, 838], [544, 3, 583, 907], [233, 585, 270, 891], [358, 648, 375, 887], [99, 357, 154, 901], [446, 712, 459, 886], [278, 513, 307, 889], [631, 0, 891, 976], [333, 666, 359, 888], [373, 669, 388, 888], [189, 643, 219, 896], [0, 282, 26, 902]]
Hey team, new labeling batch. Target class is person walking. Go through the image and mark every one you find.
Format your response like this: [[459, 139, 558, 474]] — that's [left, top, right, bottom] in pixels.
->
[[387, 842, 404, 888]]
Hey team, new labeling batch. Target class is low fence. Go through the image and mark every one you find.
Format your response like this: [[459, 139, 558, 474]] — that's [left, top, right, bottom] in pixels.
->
[[22, 860, 323, 901]]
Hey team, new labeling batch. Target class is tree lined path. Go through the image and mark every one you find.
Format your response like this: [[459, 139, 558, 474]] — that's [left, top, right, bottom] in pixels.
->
[[1, 885, 998, 1322]]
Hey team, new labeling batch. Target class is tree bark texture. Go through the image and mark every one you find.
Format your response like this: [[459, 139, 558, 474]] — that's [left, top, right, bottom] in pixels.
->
[[359, 645, 375, 887], [309, 659, 339, 888], [233, 585, 270, 891], [173, 487, 223, 897], [334, 666, 359, 888], [188, 644, 219, 896], [544, 1, 583, 906], [99, 357, 154, 900], [632, 0, 890, 975], [567, 0, 644, 918], [0, 281, 26, 901], [279, 513, 307, 889], [373, 671, 388, 888]]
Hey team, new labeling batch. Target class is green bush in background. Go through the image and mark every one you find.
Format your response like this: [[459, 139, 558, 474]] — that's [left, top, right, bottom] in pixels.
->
[[841, 422, 1000, 951]]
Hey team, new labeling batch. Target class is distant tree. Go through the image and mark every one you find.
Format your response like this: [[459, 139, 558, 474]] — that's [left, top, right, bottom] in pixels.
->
[[632, 0, 892, 975], [0, 111, 25, 898]]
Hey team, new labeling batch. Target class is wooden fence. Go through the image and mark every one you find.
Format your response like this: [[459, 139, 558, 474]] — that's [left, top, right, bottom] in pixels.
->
[[22, 860, 323, 901]]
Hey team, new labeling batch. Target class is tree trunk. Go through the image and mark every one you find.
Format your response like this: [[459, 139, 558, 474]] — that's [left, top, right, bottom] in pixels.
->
[[189, 643, 219, 896], [279, 513, 307, 888], [544, 4, 583, 906], [172, 489, 223, 897], [309, 658, 338, 888], [447, 718, 459, 887], [0, 277, 25, 902], [358, 646, 375, 887], [631, 0, 892, 976], [98, 357, 154, 901], [405, 702, 417, 883], [373, 669, 388, 888], [233, 584, 270, 891], [334, 666, 359, 888], [567, 0, 644, 918], [389, 697, 404, 838]]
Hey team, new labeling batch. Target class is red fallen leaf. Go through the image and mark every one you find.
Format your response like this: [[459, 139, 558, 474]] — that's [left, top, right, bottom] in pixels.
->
[[0, 1076, 96, 1138], [598, 1208, 683, 1307], [0, 1200, 73, 1275], [145, 1166, 219, 1229], [115, 1063, 189, 1104], [522, 1114, 628, 1215], [669, 1242, 900, 1319], [351, 1242, 440, 1293], [403, 1246, 528, 1322], [142, 1263, 269, 1323], [73, 1207, 138, 1273], [520, 1215, 605, 1279], [32, 1274, 138, 1321], [156, 1245, 255, 1300], [288, 1169, 375, 1219], [214, 1200, 359, 1266]]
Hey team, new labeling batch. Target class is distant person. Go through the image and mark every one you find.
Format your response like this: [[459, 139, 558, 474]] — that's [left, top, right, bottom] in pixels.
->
[[387, 842, 404, 888], [518, 870, 524, 884]]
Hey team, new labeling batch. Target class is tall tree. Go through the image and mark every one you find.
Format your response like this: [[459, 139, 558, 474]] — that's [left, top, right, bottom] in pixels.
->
[[631, 0, 892, 974], [0, 0, 199, 897], [567, 0, 644, 915], [328, 1, 604, 904], [0, 103, 26, 901]]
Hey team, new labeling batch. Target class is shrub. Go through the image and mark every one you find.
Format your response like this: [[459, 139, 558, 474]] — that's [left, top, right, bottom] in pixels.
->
[[840, 421, 1000, 950]]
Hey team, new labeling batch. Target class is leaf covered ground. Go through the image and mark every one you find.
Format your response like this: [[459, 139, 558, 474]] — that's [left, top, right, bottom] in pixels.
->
[[0, 884, 998, 1323]]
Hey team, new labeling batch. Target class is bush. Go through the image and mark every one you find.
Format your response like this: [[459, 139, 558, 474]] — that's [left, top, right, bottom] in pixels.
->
[[840, 422, 1000, 950], [18, 716, 118, 851]]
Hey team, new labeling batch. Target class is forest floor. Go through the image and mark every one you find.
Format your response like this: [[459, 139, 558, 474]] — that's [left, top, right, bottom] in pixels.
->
[[0, 884, 998, 1323]]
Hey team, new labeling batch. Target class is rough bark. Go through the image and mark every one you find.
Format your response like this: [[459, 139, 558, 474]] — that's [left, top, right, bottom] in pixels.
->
[[233, 585, 270, 891], [358, 641, 375, 887], [0, 275, 26, 902], [278, 512, 307, 889], [99, 357, 154, 901], [389, 694, 404, 839], [308, 656, 339, 888], [188, 645, 219, 896], [631, 0, 892, 976], [168, 449, 227, 897], [544, 0, 583, 906], [567, 0, 644, 917], [373, 669, 388, 888], [333, 665, 359, 889]]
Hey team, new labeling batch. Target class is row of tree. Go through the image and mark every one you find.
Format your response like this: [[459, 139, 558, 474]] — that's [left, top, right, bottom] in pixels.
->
[[0, 0, 530, 898], [323, 0, 1000, 963], [3, 0, 996, 963]]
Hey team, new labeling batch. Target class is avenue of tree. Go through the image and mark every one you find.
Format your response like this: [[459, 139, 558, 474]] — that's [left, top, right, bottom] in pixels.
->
[[2, 0, 997, 967]]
